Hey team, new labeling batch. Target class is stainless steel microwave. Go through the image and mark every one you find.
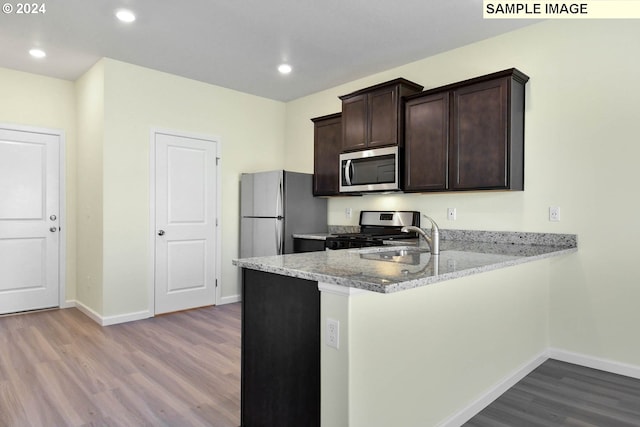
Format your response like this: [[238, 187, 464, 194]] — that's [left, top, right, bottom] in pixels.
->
[[339, 146, 400, 193]]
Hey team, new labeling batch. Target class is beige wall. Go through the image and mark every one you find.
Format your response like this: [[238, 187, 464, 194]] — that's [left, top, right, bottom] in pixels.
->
[[286, 20, 640, 425], [285, 20, 640, 371], [75, 60, 105, 313], [347, 260, 549, 427], [0, 67, 78, 305], [97, 59, 285, 316]]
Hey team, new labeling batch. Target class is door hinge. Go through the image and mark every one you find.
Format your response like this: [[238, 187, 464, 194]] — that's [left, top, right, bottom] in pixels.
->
[[216, 157, 220, 165], [215, 279, 218, 288], [215, 218, 218, 226]]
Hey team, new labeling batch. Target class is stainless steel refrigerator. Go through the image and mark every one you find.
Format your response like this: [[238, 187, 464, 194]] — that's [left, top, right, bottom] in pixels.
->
[[240, 170, 327, 257]]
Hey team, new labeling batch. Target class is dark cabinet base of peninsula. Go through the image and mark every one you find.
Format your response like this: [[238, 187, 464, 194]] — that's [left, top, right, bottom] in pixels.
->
[[241, 269, 320, 427]]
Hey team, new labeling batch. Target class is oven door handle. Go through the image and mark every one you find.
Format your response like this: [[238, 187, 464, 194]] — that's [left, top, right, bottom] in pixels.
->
[[344, 159, 353, 186]]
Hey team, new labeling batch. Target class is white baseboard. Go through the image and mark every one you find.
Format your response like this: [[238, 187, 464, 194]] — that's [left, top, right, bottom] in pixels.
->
[[72, 300, 152, 326], [102, 310, 152, 326], [72, 295, 239, 326], [548, 347, 640, 380], [436, 351, 548, 427], [219, 294, 241, 305], [73, 300, 103, 325], [61, 300, 77, 309]]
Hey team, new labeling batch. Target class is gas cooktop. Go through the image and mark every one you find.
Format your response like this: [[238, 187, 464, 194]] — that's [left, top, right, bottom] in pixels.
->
[[325, 211, 420, 250]]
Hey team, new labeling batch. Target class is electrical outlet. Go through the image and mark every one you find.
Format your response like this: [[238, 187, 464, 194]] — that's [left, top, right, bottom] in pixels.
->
[[447, 208, 457, 221], [549, 206, 561, 222], [326, 318, 340, 349], [345, 208, 352, 220]]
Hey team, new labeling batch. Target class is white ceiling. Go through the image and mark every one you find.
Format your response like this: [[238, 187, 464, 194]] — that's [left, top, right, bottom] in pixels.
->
[[0, 0, 538, 101]]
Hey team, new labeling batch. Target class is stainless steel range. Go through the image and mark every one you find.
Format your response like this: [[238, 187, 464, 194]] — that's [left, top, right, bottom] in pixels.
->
[[325, 211, 420, 250]]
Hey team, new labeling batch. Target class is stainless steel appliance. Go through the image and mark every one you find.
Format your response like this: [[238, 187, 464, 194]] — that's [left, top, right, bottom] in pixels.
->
[[325, 210, 420, 250], [240, 170, 327, 257], [339, 146, 400, 193]]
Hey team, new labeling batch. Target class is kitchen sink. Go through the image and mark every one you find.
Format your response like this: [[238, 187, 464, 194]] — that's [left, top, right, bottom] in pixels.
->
[[349, 246, 430, 255], [351, 246, 432, 265]]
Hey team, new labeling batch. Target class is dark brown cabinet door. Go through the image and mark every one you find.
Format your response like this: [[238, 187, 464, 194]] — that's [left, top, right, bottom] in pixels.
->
[[341, 95, 367, 151], [312, 113, 342, 196], [451, 77, 509, 190], [368, 86, 398, 148], [404, 92, 449, 191]]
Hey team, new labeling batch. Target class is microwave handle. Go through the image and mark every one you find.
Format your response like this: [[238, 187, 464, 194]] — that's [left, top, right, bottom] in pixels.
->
[[344, 159, 353, 186]]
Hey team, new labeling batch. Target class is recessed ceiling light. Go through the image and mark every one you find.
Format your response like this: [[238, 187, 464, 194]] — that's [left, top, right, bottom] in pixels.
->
[[116, 9, 136, 23], [29, 48, 46, 58], [278, 64, 292, 74]]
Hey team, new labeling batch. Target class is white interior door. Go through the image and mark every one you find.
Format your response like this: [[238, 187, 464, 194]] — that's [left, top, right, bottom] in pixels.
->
[[0, 127, 60, 314], [154, 132, 217, 314]]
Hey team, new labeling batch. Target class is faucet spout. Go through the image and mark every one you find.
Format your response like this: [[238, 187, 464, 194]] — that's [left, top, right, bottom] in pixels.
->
[[401, 215, 440, 255]]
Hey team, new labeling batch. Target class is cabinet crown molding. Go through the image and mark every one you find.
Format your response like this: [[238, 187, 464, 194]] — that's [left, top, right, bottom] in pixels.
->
[[338, 77, 423, 100]]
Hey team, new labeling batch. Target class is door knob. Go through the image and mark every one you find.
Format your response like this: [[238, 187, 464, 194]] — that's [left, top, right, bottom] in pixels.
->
[[158, 230, 165, 236], [50, 227, 57, 232]]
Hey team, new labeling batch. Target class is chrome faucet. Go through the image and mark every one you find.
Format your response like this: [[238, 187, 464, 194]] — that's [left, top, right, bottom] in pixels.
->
[[401, 215, 440, 255]]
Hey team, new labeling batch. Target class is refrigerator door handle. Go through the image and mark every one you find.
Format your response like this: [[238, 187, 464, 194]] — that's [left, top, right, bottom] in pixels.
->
[[276, 176, 284, 255], [277, 175, 284, 218], [275, 219, 281, 255]]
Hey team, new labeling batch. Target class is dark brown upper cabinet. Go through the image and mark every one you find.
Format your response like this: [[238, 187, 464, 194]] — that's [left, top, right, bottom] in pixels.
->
[[339, 78, 423, 152], [311, 113, 342, 196], [404, 69, 529, 192], [404, 91, 450, 191]]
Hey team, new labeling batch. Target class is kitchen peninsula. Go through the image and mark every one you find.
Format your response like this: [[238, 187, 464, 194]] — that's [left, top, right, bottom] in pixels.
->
[[234, 229, 577, 427]]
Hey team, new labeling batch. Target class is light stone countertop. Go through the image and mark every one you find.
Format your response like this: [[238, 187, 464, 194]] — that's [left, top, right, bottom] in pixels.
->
[[234, 230, 577, 294]]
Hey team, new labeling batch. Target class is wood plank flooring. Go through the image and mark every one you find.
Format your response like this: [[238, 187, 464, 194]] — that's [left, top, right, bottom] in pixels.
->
[[464, 359, 640, 427], [3, 304, 640, 427], [0, 304, 241, 427]]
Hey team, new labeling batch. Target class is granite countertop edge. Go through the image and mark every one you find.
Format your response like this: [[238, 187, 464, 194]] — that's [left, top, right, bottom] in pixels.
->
[[235, 230, 578, 294], [378, 246, 577, 293]]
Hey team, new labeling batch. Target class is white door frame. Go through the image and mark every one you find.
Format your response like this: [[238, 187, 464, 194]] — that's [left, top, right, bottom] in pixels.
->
[[149, 128, 221, 315], [0, 122, 67, 309]]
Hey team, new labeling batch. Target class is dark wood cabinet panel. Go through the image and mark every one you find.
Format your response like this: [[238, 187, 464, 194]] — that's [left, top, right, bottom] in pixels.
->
[[404, 68, 528, 193], [404, 92, 449, 191], [368, 85, 398, 148], [312, 113, 342, 196], [241, 269, 320, 427], [340, 78, 423, 152], [451, 77, 509, 190], [341, 95, 367, 151]]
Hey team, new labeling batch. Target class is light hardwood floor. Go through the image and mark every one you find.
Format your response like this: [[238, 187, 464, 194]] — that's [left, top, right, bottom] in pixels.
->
[[0, 304, 241, 427], [4, 304, 640, 427]]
